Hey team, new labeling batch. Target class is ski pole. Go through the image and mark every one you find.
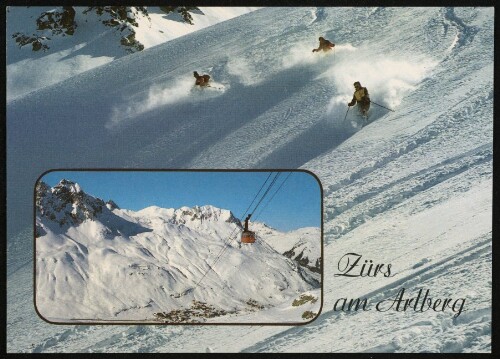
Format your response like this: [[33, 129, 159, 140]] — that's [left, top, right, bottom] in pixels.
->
[[343, 107, 350, 122], [370, 100, 395, 112]]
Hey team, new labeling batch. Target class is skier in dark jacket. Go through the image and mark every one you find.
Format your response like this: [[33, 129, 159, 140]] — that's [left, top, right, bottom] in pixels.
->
[[312, 37, 335, 52], [348, 81, 370, 118], [193, 71, 210, 87]]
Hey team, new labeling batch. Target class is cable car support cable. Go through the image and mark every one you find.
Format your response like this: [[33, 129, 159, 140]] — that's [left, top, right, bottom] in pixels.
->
[[186, 172, 291, 295]]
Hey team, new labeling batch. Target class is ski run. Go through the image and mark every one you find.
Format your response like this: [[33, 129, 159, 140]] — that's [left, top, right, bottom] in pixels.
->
[[7, 7, 493, 353]]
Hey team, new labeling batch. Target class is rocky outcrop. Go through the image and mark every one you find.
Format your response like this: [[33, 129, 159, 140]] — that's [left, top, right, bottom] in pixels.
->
[[12, 6, 150, 53], [36, 6, 76, 36], [35, 179, 107, 231], [84, 6, 148, 52], [284, 245, 322, 274], [159, 6, 200, 25]]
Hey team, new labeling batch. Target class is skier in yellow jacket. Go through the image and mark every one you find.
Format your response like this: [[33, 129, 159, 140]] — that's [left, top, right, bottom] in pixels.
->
[[348, 81, 370, 119]]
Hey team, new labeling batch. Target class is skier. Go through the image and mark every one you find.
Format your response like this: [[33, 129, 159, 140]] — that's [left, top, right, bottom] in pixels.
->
[[193, 71, 211, 87], [312, 36, 335, 52], [348, 81, 370, 119]]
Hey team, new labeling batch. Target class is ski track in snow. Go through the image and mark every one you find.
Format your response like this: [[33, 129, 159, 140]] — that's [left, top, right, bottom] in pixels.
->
[[243, 236, 491, 353], [6, 7, 493, 353], [442, 7, 479, 52]]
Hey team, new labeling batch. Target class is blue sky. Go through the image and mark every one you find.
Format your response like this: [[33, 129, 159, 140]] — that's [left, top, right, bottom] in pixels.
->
[[40, 170, 321, 232]]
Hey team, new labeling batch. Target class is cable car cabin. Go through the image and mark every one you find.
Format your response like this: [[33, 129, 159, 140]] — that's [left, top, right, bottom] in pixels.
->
[[241, 230, 256, 243], [241, 214, 256, 244]]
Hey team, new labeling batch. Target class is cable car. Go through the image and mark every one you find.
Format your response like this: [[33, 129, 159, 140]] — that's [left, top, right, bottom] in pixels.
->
[[241, 214, 256, 244]]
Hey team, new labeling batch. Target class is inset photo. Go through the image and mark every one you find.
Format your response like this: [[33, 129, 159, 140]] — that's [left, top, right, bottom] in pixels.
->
[[34, 170, 323, 324]]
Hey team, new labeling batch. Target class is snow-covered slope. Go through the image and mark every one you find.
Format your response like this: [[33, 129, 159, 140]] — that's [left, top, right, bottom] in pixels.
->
[[6, 6, 258, 101], [7, 7, 492, 353], [256, 223, 321, 273], [35, 180, 320, 323]]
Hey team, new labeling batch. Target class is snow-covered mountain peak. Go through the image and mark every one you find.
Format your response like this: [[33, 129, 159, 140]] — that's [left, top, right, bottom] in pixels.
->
[[35, 180, 123, 236], [134, 204, 240, 228], [105, 199, 119, 210], [135, 205, 175, 218], [52, 178, 82, 194], [172, 204, 239, 225]]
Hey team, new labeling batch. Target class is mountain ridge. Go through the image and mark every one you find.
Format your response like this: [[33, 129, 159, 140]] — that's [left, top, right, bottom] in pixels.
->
[[35, 179, 322, 323]]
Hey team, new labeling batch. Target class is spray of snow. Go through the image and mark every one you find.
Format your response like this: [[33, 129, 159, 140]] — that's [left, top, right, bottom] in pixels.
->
[[325, 55, 438, 119], [107, 77, 195, 129], [281, 42, 321, 69], [326, 96, 353, 126], [282, 42, 357, 69], [330, 56, 437, 109], [333, 43, 358, 52], [227, 57, 261, 86]]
